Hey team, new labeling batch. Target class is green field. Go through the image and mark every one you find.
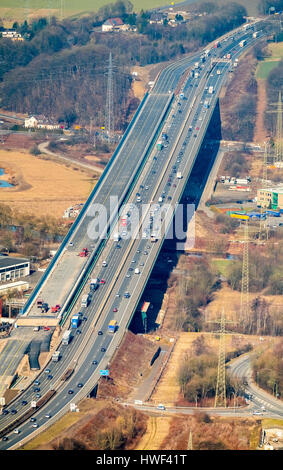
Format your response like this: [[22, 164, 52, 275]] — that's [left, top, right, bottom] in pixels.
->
[[0, 0, 260, 25], [256, 60, 281, 79], [0, 0, 191, 24], [256, 43, 283, 80]]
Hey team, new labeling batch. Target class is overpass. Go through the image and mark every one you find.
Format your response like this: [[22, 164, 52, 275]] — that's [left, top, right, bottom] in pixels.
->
[[0, 21, 269, 448]]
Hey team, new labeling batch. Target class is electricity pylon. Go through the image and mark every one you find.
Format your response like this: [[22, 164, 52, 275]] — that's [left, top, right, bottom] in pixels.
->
[[275, 91, 283, 163], [105, 52, 114, 139], [240, 219, 249, 322], [24, 0, 30, 23], [259, 142, 270, 241], [207, 308, 236, 408]]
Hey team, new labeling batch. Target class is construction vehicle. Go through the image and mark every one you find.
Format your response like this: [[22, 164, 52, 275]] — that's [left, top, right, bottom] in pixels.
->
[[90, 279, 99, 291], [108, 320, 117, 334], [79, 247, 89, 257], [51, 304, 61, 313], [41, 302, 48, 313], [36, 298, 43, 308]]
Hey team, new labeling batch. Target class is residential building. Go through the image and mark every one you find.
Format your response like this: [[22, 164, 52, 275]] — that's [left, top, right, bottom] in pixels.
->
[[257, 187, 283, 210], [24, 116, 38, 128], [149, 12, 166, 24], [0, 256, 30, 283], [102, 17, 128, 32], [1, 30, 24, 41]]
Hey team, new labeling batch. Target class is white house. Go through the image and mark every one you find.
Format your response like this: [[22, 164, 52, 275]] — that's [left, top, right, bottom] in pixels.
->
[[24, 116, 38, 128]]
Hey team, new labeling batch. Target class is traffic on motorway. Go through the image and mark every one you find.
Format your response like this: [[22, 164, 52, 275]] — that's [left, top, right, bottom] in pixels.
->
[[0, 21, 272, 449]]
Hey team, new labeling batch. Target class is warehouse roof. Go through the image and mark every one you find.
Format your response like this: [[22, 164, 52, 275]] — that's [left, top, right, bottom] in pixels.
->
[[0, 256, 29, 269]]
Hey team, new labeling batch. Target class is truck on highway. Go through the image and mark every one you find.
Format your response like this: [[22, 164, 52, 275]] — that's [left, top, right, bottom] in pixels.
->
[[177, 172, 182, 179], [71, 315, 80, 328], [52, 350, 61, 362], [90, 278, 99, 291], [253, 31, 259, 38], [151, 232, 158, 242], [208, 86, 214, 94], [81, 293, 90, 307], [60, 368, 74, 381], [108, 320, 117, 334], [203, 100, 210, 109], [62, 329, 72, 345], [113, 232, 120, 242], [156, 141, 163, 150]]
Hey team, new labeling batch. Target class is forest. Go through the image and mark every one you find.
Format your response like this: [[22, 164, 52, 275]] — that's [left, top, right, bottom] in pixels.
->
[[0, 1, 247, 127]]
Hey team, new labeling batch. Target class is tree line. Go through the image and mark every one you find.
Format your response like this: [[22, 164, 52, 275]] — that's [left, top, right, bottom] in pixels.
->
[[0, 1, 247, 127]]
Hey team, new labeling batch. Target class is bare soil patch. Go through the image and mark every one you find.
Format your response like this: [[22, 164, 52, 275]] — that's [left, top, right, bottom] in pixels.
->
[[97, 330, 159, 400], [254, 79, 269, 143]]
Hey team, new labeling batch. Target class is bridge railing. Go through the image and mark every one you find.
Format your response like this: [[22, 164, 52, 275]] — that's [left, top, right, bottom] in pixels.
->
[[22, 92, 149, 315]]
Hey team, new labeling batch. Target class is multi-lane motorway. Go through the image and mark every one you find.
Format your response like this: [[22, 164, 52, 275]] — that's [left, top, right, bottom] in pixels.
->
[[1, 21, 279, 449]]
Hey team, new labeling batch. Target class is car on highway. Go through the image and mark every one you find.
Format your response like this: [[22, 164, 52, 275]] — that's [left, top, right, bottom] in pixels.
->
[[32, 423, 38, 428], [30, 417, 36, 422], [11, 409, 17, 415], [252, 410, 263, 415], [43, 327, 50, 331], [13, 429, 20, 434], [98, 330, 103, 335], [45, 369, 51, 374], [68, 390, 74, 394], [124, 292, 130, 298], [21, 400, 27, 406], [47, 374, 53, 380], [33, 388, 40, 393], [69, 241, 74, 247], [2, 436, 8, 441], [35, 393, 41, 399], [92, 360, 98, 365], [77, 383, 83, 388], [113, 307, 118, 312], [76, 329, 81, 335], [101, 347, 106, 352], [2, 409, 8, 415], [45, 414, 51, 419], [100, 279, 106, 284], [34, 380, 40, 386]]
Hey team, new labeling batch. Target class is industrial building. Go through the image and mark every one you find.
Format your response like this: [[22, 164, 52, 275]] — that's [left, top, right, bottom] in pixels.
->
[[257, 187, 283, 210], [0, 256, 30, 283]]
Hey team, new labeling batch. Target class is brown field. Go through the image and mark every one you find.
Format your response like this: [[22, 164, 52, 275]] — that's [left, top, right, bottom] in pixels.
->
[[150, 329, 277, 407], [0, 149, 96, 218]]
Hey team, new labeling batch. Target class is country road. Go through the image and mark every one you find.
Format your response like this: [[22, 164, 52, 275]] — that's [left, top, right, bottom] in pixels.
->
[[38, 141, 104, 174]]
